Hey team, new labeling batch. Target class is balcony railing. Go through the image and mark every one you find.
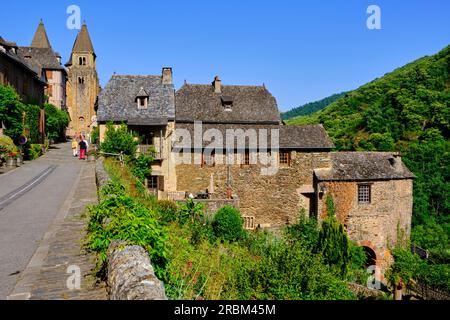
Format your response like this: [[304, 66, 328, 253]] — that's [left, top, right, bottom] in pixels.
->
[[138, 145, 162, 160]]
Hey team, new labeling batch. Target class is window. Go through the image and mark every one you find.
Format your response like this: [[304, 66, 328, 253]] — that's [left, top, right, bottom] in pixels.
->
[[148, 176, 158, 189], [46, 70, 53, 80], [202, 150, 215, 166], [79, 57, 86, 66], [358, 185, 371, 204], [137, 97, 148, 109], [243, 216, 255, 230], [78, 77, 85, 84], [279, 151, 291, 166], [47, 84, 53, 97]]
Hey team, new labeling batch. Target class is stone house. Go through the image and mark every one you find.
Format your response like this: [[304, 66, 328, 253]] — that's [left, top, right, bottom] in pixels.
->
[[0, 36, 46, 105], [314, 152, 415, 269], [97, 69, 176, 193], [18, 20, 67, 110], [98, 73, 415, 268]]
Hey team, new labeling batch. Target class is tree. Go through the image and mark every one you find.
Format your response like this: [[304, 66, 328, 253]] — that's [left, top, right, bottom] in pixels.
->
[[0, 85, 25, 142], [316, 195, 351, 277], [100, 122, 139, 157]]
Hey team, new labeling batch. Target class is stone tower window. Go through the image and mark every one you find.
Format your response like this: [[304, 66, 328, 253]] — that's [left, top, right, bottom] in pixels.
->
[[79, 57, 86, 66], [78, 77, 85, 84], [358, 184, 371, 204]]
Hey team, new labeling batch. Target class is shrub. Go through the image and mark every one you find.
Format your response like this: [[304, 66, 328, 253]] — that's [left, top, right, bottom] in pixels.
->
[[100, 122, 139, 157], [315, 216, 351, 277], [44, 103, 69, 142], [178, 199, 206, 225], [212, 206, 246, 242], [28, 144, 42, 160], [157, 200, 178, 224], [0, 85, 25, 142], [285, 210, 320, 250], [86, 182, 168, 279], [131, 154, 154, 183]]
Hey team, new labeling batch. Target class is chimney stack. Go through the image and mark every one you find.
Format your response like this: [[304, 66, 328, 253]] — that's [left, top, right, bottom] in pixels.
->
[[389, 153, 403, 172], [213, 76, 221, 93], [162, 67, 172, 85]]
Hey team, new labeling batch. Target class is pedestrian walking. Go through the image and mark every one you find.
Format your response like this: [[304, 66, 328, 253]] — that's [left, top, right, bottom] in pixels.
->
[[71, 137, 78, 157], [79, 136, 88, 160]]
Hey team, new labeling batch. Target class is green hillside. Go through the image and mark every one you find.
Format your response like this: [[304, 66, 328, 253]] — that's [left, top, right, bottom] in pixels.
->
[[281, 92, 347, 120], [289, 45, 450, 264]]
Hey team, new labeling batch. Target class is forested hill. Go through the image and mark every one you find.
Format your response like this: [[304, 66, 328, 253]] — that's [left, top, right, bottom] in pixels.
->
[[288, 45, 450, 262], [281, 92, 347, 120]]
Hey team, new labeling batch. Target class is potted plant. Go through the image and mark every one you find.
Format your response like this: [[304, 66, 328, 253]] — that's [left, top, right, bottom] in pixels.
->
[[6, 152, 17, 167], [16, 152, 24, 166]]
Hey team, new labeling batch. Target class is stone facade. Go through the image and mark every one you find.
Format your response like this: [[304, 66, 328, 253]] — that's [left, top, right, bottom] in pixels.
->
[[176, 150, 332, 227], [45, 68, 66, 110], [316, 179, 413, 269]]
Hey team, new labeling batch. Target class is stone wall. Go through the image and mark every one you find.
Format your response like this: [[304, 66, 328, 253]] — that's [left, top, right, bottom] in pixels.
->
[[95, 159, 167, 300], [176, 151, 331, 227], [107, 241, 167, 300], [316, 179, 413, 270]]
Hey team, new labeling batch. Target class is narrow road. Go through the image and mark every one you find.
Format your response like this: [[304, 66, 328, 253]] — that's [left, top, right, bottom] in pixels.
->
[[0, 142, 83, 299]]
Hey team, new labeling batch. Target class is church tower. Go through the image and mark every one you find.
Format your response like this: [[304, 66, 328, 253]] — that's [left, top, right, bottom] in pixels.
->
[[66, 22, 99, 137]]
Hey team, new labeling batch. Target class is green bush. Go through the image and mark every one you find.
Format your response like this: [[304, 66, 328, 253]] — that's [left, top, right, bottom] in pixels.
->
[[44, 103, 69, 142], [315, 216, 351, 277], [178, 199, 206, 225], [91, 126, 100, 145], [157, 200, 179, 224], [101, 122, 139, 157], [131, 154, 154, 183], [0, 85, 25, 143], [86, 182, 168, 279], [28, 144, 42, 160], [212, 206, 246, 242], [285, 210, 320, 250]]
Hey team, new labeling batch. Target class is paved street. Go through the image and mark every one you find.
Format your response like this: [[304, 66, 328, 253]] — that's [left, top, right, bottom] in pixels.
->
[[0, 142, 106, 300]]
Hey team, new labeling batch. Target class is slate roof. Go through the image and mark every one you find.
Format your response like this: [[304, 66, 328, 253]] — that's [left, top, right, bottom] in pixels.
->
[[175, 83, 281, 124], [0, 37, 46, 84], [173, 123, 334, 150], [314, 152, 416, 181], [31, 20, 51, 49], [66, 23, 96, 66], [18, 47, 65, 71], [280, 125, 334, 149], [72, 23, 95, 53], [97, 75, 175, 124]]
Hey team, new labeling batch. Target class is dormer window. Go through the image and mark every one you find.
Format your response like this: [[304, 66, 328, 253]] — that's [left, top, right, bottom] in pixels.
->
[[135, 87, 149, 109], [221, 95, 233, 111]]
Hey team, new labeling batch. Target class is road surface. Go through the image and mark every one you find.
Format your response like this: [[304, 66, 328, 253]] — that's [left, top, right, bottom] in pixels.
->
[[0, 142, 84, 299]]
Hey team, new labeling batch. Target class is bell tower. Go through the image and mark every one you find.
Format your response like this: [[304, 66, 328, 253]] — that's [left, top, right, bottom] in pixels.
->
[[66, 22, 99, 137]]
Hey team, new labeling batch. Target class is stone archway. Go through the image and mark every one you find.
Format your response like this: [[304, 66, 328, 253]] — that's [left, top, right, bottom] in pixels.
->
[[357, 240, 380, 267]]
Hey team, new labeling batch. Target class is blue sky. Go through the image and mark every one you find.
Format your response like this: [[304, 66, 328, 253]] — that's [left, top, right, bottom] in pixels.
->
[[1, 0, 449, 111]]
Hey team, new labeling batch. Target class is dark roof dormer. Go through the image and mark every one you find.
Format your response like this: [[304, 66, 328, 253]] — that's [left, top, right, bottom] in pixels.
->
[[221, 95, 233, 111], [135, 87, 149, 109]]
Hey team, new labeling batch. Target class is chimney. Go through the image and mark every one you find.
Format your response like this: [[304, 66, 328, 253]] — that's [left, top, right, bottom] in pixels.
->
[[389, 153, 403, 172], [162, 67, 172, 85], [212, 76, 221, 93]]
